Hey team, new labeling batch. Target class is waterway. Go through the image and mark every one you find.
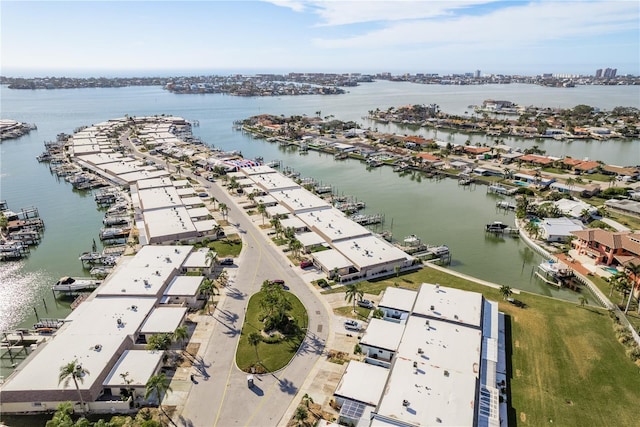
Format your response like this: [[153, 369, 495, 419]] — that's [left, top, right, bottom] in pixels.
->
[[1, 81, 638, 354]]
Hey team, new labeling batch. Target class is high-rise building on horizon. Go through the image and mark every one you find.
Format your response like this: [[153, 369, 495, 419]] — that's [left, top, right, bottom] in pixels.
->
[[475, 69, 481, 78], [595, 68, 603, 78]]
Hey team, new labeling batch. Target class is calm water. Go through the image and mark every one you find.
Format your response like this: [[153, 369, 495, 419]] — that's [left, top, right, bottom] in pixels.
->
[[1, 81, 638, 345]]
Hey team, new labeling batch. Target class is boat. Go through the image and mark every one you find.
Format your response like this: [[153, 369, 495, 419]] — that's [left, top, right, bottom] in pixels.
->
[[535, 259, 575, 288], [52, 276, 102, 292], [334, 152, 348, 160], [496, 201, 516, 210], [485, 221, 509, 232]]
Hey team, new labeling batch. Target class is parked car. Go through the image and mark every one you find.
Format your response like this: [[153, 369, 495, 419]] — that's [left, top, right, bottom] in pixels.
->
[[219, 258, 234, 266], [344, 319, 360, 331], [300, 260, 313, 269], [357, 299, 374, 309], [270, 279, 285, 287]]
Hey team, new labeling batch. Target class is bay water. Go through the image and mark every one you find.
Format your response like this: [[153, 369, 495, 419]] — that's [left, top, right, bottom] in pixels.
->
[[1, 81, 638, 353]]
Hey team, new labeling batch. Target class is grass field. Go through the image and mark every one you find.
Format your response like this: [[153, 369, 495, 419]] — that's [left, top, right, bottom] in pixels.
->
[[236, 291, 308, 372], [206, 234, 242, 258], [322, 267, 640, 426]]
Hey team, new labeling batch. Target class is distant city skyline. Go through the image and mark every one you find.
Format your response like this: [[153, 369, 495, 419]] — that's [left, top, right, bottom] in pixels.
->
[[1, 1, 638, 77]]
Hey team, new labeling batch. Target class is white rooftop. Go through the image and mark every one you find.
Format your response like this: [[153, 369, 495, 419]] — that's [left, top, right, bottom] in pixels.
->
[[164, 276, 203, 297], [138, 186, 183, 211], [251, 171, 300, 191], [412, 283, 483, 328], [182, 248, 213, 269], [266, 205, 290, 217], [280, 216, 308, 230], [143, 206, 198, 243], [332, 235, 411, 270], [139, 307, 187, 334], [270, 188, 332, 214], [118, 169, 169, 184], [312, 249, 353, 271], [297, 208, 371, 242], [334, 361, 389, 407], [296, 231, 327, 248], [103, 350, 163, 388], [187, 206, 211, 219], [95, 263, 174, 297], [378, 287, 417, 313], [240, 165, 278, 176], [136, 176, 174, 190], [359, 318, 404, 352]]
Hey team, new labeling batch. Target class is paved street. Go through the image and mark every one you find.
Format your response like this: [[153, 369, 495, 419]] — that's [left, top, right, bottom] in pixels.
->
[[170, 171, 332, 427]]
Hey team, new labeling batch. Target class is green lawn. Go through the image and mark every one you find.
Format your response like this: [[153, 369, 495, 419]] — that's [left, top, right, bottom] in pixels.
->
[[236, 291, 308, 373], [323, 268, 640, 426], [207, 234, 242, 257]]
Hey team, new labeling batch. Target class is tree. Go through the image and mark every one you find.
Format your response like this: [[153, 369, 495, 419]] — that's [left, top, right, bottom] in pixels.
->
[[248, 332, 262, 367], [623, 262, 640, 314], [175, 163, 182, 177], [198, 278, 218, 314], [146, 333, 172, 351], [45, 401, 74, 427], [219, 203, 229, 220], [499, 285, 513, 301], [294, 406, 308, 426], [144, 373, 174, 426], [524, 221, 540, 239], [270, 216, 282, 238], [288, 239, 303, 259], [578, 296, 588, 307], [257, 203, 266, 225], [205, 250, 217, 270], [58, 360, 90, 417], [345, 283, 364, 313], [173, 325, 188, 349]]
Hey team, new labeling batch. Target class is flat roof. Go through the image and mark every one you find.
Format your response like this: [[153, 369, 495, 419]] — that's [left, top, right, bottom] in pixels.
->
[[296, 231, 327, 247], [126, 245, 192, 268], [297, 208, 371, 242], [138, 186, 183, 211], [1, 333, 126, 393], [266, 205, 290, 217], [359, 318, 404, 352], [182, 248, 212, 269], [240, 165, 278, 176], [143, 206, 198, 243], [270, 188, 332, 213], [103, 350, 163, 388], [139, 307, 187, 334], [187, 207, 211, 218], [76, 152, 126, 165], [118, 169, 169, 184], [251, 171, 300, 192], [176, 187, 197, 196], [65, 296, 157, 336], [95, 264, 174, 297], [164, 276, 203, 296], [373, 358, 478, 427], [412, 283, 483, 328], [280, 216, 308, 230], [312, 249, 353, 271], [378, 287, 417, 313], [181, 196, 205, 207], [332, 235, 411, 269], [334, 361, 389, 407], [136, 176, 174, 189], [194, 219, 218, 233]]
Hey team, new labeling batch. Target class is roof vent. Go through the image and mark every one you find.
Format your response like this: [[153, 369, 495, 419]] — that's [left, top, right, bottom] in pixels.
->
[[430, 305, 435, 311], [454, 314, 459, 320], [402, 400, 409, 407], [418, 348, 423, 354], [444, 370, 449, 377], [413, 361, 418, 368]]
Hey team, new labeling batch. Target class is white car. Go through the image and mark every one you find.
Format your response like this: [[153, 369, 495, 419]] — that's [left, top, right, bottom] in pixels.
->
[[357, 299, 374, 309], [344, 320, 360, 331]]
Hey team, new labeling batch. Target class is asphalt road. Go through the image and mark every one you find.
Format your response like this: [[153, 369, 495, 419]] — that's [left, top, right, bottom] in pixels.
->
[[173, 172, 331, 427]]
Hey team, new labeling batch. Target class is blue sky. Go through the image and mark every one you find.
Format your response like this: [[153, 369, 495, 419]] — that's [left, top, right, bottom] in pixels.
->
[[1, 0, 638, 77]]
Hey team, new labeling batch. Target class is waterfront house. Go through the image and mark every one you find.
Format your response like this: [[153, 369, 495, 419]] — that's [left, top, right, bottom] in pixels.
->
[[605, 199, 640, 218], [518, 154, 554, 166], [573, 160, 601, 174], [570, 229, 636, 266], [537, 217, 585, 242], [553, 198, 597, 219]]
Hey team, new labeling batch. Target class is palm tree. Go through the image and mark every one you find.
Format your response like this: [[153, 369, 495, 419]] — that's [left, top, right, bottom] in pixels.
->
[[217, 269, 229, 287], [144, 373, 175, 426], [173, 325, 188, 349], [205, 250, 217, 271], [58, 360, 90, 416], [270, 216, 282, 238], [219, 203, 228, 221], [623, 262, 640, 314], [257, 203, 266, 225], [198, 278, 217, 314], [345, 283, 364, 313], [499, 285, 513, 301], [288, 239, 303, 259], [175, 163, 182, 177], [578, 296, 588, 307], [248, 332, 262, 367]]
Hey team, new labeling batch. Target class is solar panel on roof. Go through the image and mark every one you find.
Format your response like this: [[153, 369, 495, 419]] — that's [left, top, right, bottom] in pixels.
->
[[339, 399, 366, 420]]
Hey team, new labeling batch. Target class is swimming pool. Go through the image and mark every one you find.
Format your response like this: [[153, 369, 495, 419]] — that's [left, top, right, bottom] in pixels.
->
[[603, 266, 619, 275], [514, 181, 529, 187]]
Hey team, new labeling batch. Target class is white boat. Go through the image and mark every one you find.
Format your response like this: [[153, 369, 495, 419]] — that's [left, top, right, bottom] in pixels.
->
[[52, 276, 102, 292]]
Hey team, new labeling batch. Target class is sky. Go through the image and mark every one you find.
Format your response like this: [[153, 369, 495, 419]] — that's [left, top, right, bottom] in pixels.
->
[[1, 0, 638, 77]]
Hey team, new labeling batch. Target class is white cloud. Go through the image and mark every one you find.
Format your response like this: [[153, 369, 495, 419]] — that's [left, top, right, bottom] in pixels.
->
[[312, 1, 639, 49]]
